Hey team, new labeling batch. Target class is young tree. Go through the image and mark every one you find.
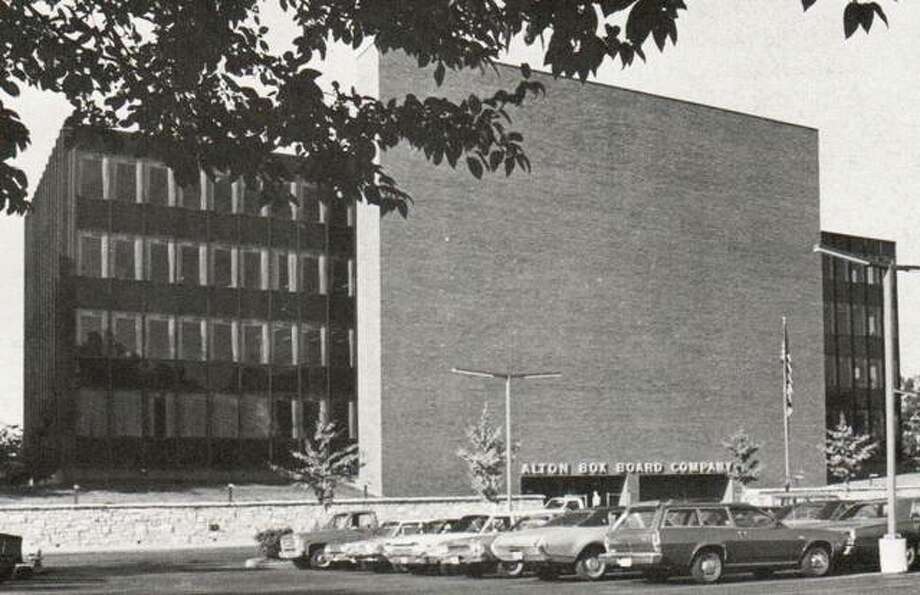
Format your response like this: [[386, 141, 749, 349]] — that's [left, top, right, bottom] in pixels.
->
[[271, 416, 359, 509], [456, 403, 515, 503], [0, 1, 897, 216], [720, 428, 762, 486], [824, 412, 879, 486], [0, 423, 24, 483]]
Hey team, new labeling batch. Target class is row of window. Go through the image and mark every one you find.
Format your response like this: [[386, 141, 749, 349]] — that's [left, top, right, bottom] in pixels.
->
[[76, 389, 356, 440], [77, 154, 355, 225], [825, 301, 882, 337], [823, 256, 883, 285], [826, 354, 882, 390], [77, 310, 354, 367], [78, 232, 353, 295]]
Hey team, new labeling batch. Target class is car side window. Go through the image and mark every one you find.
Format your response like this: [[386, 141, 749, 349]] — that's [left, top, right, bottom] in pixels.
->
[[698, 508, 731, 527], [356, 513, 376, 528], [732, 508, 775, 528], [663, 509, 700, 527]]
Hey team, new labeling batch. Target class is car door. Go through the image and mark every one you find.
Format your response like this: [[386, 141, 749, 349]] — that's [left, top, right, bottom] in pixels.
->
[[730, 506, 800, 565], [694, 507, 737, 565]]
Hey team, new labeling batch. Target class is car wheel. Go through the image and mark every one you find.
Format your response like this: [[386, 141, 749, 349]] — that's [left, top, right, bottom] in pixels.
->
[[907, 543, 918, 570], [575, 546, 607, 581], [690, 549, 724, 584], [309, 547, 332, 570], [535, 565, 559, 581], [498, 561, 525, 578], [292, 557, 311, 570], [799, 544, 831, 578]]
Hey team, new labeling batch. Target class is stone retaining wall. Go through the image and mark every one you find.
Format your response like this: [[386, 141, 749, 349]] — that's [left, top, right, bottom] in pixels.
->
[[0, 496, 544, 554]]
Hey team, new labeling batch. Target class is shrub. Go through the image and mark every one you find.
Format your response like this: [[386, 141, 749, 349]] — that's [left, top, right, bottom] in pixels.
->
[[254, 527, 293, 559]]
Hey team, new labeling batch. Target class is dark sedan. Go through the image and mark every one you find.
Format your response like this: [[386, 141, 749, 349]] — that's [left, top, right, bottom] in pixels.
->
[[601, 500, 849, 584]]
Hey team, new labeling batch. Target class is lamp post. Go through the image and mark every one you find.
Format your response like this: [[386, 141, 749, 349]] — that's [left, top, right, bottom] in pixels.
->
[[814, 244, 920, 573], [451, 367, 561, 514]]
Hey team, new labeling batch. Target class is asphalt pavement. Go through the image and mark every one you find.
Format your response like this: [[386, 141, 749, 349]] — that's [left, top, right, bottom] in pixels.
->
[[2, 547, 917, 594]]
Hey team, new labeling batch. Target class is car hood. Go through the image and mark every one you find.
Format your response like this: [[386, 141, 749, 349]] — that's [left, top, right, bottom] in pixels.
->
[[492, 526, 587, 548]]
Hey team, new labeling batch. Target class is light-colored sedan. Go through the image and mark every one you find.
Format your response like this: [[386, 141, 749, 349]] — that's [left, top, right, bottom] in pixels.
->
[[491, 506, 624, 581], [382, 513, 511, 573], [326, 519, 429, 570], [430, 511, 561, 577]]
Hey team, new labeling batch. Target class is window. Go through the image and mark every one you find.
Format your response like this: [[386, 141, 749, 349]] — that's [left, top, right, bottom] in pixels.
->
[[241, 248, 265, 290], [177, 243, 202, 286], [731, 508, 775, 528], [210, 320, 236, 362], [852, 304, 865, 336], [150, 395, 171, 439], [300, 324, 325, 366], [330, 327, 353, 368], [619, 509, 656, 530], [271, 251, 294, 291], [76, 389, 107, 437], [854, 358, 867, 388], [111, 313, 141, 358], [178, 173, 202, 209], [79, 233, 105, 277], [146, 164, 170, 205], [78, 155, 104, 199], [697, 508, 730, 527], [111, 160, 137, 202], [179, 393, 208, 437], [330, 257, 354, 296], [300, 254, 321, 294], [825, 354, 837, 388], [109, 236, 138, 280], [242, 322, 266, 364], [839, 355, 853, 389], [146, 316, 174, 359], [212, 394, 239, 438], [212, 245, 235, 288], [663, 509, 700, 527], [146, 239, 172, 283], [348, 400, 357, 440], [179, 318, 206, 361], [869, 360, 880, 389], [272, 323, 295, 365], [868, 308, 881, 336], [295, 182, 320, 222], [241, 394, 270, 438], [867, 266, 879, 285], [112, 390, 143, 437], [212, 175, 233, 213], [274, 398, 294, 438], [76, 310, 107, 357], [849, 263, 865, 284], [240, 180, 263, 216], [835, 303, 851, 336]]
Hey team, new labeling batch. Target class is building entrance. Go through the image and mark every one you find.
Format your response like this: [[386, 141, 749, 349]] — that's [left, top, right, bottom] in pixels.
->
[[521, 475, 625, 507], [638, 474, 728, 501]]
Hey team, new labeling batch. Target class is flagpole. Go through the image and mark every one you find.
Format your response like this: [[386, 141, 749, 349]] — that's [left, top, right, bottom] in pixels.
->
[[782, 316, 791, 492]]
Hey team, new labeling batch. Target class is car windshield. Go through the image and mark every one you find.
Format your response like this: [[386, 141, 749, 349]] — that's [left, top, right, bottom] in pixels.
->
[[543, 510, 593, 527], [617, 509, 657, 530], [328, 514, 351, 529], [449, 515, 490, 533], [399, 522, 423, 536], [839, 502, 885, 520], [512, 515, 552, 531], [779, 501, 841, 521]]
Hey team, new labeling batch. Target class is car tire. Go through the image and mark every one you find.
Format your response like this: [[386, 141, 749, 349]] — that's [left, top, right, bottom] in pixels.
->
[[799, 544, 831, 578], [907, 542, 918, 570], [535, 565, 559, 581], [498, 561, 525, 578], [292, 557, 311, 570], [309, 547, 332, 570], [690, 549, 724, 584], [574, 546, 607, 581]]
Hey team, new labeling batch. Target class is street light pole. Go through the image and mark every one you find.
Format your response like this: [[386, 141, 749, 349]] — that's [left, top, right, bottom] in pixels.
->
[[451, 367, 561, 514], [814, 244, 920, 573]]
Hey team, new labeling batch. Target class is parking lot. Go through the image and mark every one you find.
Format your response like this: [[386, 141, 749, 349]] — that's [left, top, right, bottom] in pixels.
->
[[4, 547, 917, 594]]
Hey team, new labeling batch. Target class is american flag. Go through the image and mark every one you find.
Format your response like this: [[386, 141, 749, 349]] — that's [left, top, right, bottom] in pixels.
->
[[782, 317, 793, 418]]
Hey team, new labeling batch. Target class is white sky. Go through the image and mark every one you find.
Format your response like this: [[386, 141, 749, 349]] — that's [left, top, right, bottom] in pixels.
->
[[4, 1, 920, 425]]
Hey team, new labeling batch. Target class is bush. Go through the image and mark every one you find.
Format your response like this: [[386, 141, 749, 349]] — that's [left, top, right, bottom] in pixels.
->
[[254, 527, 293, 559]]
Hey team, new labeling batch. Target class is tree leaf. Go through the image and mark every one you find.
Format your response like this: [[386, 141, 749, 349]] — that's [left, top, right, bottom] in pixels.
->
[[869, 2, 888, 27], [434, 62, 446, 86], [801, 0, 818, 11], [843, 2, 860, 38], [520, 62, 532, 79], [466, 156, 483, 179]]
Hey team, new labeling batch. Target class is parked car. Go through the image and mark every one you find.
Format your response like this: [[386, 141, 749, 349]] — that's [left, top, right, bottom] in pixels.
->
[[382, 513, 510, 573], [491, 506, 624, 581], [544, 495, 587, 511], [279, 510, 378, 569], [774, 499, 850, 527], [601, 500, 849, 584], [327, 519, 428, 570], [430, 510, 560, 578], [0, 533, 22, 582], [796, 498, 920, 570]]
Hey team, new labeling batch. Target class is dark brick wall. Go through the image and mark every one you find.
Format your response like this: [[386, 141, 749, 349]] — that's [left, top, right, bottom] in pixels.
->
[[377, 54, 825, 496]]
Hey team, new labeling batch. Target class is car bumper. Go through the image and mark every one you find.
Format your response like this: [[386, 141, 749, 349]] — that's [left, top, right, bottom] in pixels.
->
[[437, 553, 491, 566], [599, 552, 663, 568], [385, 554, 431, 566], [493, 551, 549, 564]]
